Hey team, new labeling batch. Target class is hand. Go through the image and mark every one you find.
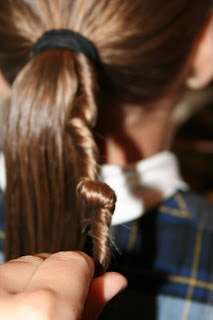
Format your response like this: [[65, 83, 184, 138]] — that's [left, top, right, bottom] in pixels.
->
[[0, 251, 127, 320]]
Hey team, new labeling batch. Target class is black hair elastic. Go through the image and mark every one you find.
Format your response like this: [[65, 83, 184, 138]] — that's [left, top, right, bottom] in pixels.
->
[[32, 29, 99, 62]]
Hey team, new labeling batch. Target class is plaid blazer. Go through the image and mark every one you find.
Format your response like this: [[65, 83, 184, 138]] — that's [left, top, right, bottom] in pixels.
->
[[1, 190, 213, 319], [100, 190, 213, 319]]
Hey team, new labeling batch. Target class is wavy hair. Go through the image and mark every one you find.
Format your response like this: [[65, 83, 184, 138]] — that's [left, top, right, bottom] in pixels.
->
[[0, 0, 211, 273]]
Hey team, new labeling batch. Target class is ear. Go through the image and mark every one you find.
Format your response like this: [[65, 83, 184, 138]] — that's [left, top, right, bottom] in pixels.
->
[[186, 13, 213, 90]]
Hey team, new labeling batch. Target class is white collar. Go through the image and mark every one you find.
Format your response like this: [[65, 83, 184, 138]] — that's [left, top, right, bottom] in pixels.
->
[[100, 151, 188, 226]]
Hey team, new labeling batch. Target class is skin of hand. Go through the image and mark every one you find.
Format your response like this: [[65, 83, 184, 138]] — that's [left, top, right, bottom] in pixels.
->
[[0, 251, 127, 320]]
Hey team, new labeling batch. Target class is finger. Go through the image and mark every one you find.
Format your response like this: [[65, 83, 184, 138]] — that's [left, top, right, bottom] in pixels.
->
[[82, 272, 128, 320], [25, 251, 95, 319], [33, 253, 51, 259], [0, 254, 50, 294]]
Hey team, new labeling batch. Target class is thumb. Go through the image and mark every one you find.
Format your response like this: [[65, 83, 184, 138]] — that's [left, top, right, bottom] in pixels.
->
[[82, 272, 127, 320]]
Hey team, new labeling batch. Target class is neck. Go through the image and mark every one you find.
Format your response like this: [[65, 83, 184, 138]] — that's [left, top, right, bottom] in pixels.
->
[[96, 97, 174, 166]]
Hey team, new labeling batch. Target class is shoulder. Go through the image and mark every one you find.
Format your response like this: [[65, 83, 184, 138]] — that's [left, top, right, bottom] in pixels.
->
[[110, 190, 213, 252], [105, 191, 213, 319]]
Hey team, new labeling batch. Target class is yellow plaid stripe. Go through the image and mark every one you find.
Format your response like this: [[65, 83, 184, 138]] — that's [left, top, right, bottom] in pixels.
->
[[121, 265, 213, 292], [0, 230, 5, 239], [181, 227, 203, 320], [159, 192, 191, 219]]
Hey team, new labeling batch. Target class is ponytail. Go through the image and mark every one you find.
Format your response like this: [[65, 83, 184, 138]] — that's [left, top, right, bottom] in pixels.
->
[[5, 47, 115, 274]]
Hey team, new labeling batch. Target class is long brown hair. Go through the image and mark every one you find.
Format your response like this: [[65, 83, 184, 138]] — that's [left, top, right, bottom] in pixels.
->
[[0, 0, 211, 273]]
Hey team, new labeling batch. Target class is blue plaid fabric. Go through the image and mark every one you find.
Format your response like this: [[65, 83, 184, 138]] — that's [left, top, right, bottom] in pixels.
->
[[100, 190, 213, 319]]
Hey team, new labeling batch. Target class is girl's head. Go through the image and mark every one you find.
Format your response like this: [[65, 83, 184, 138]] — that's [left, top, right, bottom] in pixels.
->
[[0, 0, 212, 273], [1, 0, 212, 100]]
